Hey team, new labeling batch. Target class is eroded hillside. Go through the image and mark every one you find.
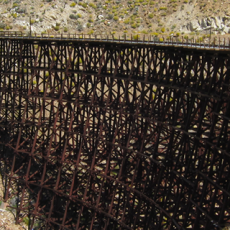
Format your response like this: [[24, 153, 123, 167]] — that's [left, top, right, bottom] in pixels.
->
[[0, 0, 230, 38]]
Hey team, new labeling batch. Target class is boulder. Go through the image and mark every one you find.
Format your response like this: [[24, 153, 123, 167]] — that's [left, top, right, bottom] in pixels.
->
[[200, 18, 208, 28], [189, 20, 201, 31], [213, 16, 223, 29]]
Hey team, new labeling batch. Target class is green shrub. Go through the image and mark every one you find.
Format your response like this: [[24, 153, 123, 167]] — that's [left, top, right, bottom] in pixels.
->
[[30, 19, 35, 24], [148, 13, 154, 18], [79, 2, 87, 8], [69, 14, 79, 20], [113, 16, 119, 21], [88, 30, 94, 35], [107, 13, 113, 20], [131, 23, 137, 28], [141, 30, 148, 34], [12, 13, 17, 18], [77, 24, 83, 31], [12, 3, 18, 7], [23, 217, 30, 226], [53, 26, 59, 31], [0, 23, 6, 29], [70, 2, 76, 7], [133, 34, 140, 40], [159, 7, 167, 10], [89, 2, 96, 8]]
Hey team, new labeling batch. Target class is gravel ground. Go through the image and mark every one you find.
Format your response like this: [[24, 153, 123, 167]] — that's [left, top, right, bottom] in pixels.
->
[[0, 177, 27, 230]]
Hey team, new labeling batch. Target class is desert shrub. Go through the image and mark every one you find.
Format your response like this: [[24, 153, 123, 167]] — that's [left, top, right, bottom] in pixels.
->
[[171, 24, 176, 30], [79, 2, 87, 8], [23, 217, 30, 226], [0, 23, 6, 29], [15, 7, 26, 13], [88, 30, 94, 35], [53, 26, 59, 31], [77, 24, 83, 31], [12, 3, 18, 7], [133, 34, 140, 40], [70, 2, 76, 7], [148, 13, 154, 18], [69, 14, 78, 20], [89, 2, 96, 8], [30, 19, 35, 24], [113, 16, 119, 21], [108, 13, 113, 19], [12, 13, 17, 18], [131, 23, 137, 28]]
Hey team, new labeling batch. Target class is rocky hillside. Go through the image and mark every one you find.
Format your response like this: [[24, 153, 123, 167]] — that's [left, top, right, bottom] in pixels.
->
[[1, 0, 230, 38], [0, 0, 230, 38]]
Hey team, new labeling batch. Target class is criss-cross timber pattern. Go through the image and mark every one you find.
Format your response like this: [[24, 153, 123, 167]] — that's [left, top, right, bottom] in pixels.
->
[[0, 38, 230, 230]]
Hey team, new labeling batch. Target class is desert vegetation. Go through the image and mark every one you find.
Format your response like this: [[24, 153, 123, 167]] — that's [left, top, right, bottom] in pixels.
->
[[0, 0, 229, 40]]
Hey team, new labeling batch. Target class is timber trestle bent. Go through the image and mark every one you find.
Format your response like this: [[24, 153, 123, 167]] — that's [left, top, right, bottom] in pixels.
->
[[0, 37, 230, 229]]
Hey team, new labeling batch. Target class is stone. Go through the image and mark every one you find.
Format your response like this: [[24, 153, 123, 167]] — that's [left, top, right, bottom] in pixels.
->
[[201, 18, 208, 28], [189, 20, 201, 31], [98, 15, 104, 20], [213, 16, 222, 29], [50, 14, 57, 20]]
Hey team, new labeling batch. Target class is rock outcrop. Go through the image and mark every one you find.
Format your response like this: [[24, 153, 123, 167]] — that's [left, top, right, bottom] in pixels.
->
[[185, 16, 230, 34]]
